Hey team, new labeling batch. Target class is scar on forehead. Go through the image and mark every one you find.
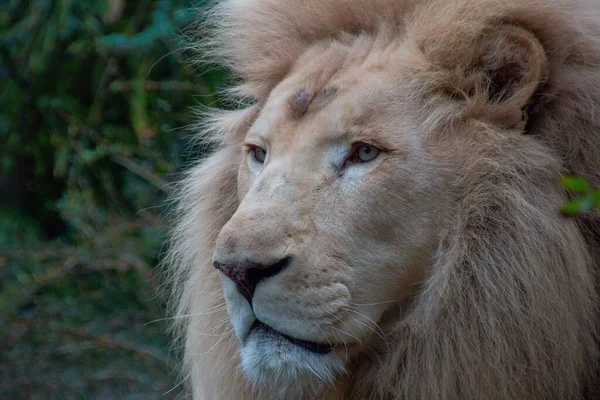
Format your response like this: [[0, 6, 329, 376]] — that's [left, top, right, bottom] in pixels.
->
[[289, 87, 312, 117], [288, 86, 338, 118]]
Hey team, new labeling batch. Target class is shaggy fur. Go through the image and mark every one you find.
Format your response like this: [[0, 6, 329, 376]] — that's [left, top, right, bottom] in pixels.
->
[[167, 0, 600, 398]]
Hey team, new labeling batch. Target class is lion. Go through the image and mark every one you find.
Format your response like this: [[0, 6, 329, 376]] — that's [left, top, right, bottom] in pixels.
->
[[165, 0, 600, 398]]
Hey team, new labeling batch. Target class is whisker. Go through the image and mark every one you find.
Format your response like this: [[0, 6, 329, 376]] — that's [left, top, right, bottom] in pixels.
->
[[333, 329, 349, 361], [322, 308, 362, 345], [323, 313, 351, 359], [328, 325, 361, 344], [189, 329, 234, 355], [350, 299, 402, 307], [189, 319, 231, 336], [342, 306, 389, 352], [164, 329, 232, 395], [304, 317, 338, 376], [145, 305, 227, 325]]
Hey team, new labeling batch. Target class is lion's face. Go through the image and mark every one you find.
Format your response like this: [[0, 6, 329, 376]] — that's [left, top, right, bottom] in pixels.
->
[[212, 42, 449, 389]]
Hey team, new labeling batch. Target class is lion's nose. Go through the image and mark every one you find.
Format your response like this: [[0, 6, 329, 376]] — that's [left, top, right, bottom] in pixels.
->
[[213, 256, 292, 303]]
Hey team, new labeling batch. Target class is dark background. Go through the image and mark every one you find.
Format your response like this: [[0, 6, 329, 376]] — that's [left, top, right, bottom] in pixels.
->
[[0, 1, 225, 398]]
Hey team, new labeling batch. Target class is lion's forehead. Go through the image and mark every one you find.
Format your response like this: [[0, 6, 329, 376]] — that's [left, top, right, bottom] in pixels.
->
[[250, 43, 417, 147]]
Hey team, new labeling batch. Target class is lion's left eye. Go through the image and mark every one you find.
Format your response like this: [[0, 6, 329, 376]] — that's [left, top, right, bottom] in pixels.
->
[[353, 143, 381, 162]]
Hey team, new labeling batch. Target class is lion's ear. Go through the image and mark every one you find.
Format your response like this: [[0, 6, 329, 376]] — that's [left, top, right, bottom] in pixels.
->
[[460, 25, 548, 128]]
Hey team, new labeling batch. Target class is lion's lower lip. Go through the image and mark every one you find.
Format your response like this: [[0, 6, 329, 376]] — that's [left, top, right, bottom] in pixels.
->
[[250, 320, 334, 355]]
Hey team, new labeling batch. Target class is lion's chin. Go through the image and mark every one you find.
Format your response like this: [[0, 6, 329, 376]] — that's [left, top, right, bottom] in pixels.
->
[[240, 321, 346, 394]]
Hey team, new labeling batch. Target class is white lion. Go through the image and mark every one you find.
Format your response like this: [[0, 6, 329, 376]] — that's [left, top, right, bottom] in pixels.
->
[[166, 0, 600, 398]]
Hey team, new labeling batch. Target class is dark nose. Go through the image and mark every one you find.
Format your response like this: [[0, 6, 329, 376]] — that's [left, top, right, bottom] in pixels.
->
[[213, 257, 292, 303]]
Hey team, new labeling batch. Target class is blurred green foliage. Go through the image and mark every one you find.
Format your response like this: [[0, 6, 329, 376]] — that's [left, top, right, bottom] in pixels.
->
[[560, 176, 600, 215], [0, 0, 225, 398]]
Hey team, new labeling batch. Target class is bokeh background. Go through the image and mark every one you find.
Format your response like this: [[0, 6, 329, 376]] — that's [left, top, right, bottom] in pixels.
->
[[0, 1, 225, 398]]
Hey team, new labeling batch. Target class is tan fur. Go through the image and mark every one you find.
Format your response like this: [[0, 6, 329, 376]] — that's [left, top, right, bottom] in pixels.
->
[[167, 0, 600, 398]]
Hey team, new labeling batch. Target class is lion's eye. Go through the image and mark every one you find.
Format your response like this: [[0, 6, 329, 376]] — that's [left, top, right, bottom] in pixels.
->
[[251, 147, 267, 163], [354, 143, 381, 162]]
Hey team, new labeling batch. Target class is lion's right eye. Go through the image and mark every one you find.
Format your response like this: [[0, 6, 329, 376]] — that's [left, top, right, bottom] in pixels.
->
[[347, 142, 382, 164], [251, 147, 267, 164]]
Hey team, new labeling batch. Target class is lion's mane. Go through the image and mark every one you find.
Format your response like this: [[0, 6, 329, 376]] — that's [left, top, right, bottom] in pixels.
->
[[166, 0, 600, 398]]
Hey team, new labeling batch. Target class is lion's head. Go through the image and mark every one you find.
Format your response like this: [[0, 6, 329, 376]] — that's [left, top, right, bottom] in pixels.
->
[[214, 37, 451, 389], [167, 0, 600, 398]]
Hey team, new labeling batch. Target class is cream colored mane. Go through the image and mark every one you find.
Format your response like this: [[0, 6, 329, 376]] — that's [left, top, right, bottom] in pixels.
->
[[166, 0, 600, 398]]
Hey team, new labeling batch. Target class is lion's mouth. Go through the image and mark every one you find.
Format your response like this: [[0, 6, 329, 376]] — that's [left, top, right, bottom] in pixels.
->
[[249, 320, 334, 355]]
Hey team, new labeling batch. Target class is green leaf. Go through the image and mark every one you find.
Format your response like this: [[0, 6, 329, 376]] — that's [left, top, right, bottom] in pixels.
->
[[560, 175, 591, 192], [561, 196, 596, 215], [561, 200, 582, 215], [592, 189, 600, 206]]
